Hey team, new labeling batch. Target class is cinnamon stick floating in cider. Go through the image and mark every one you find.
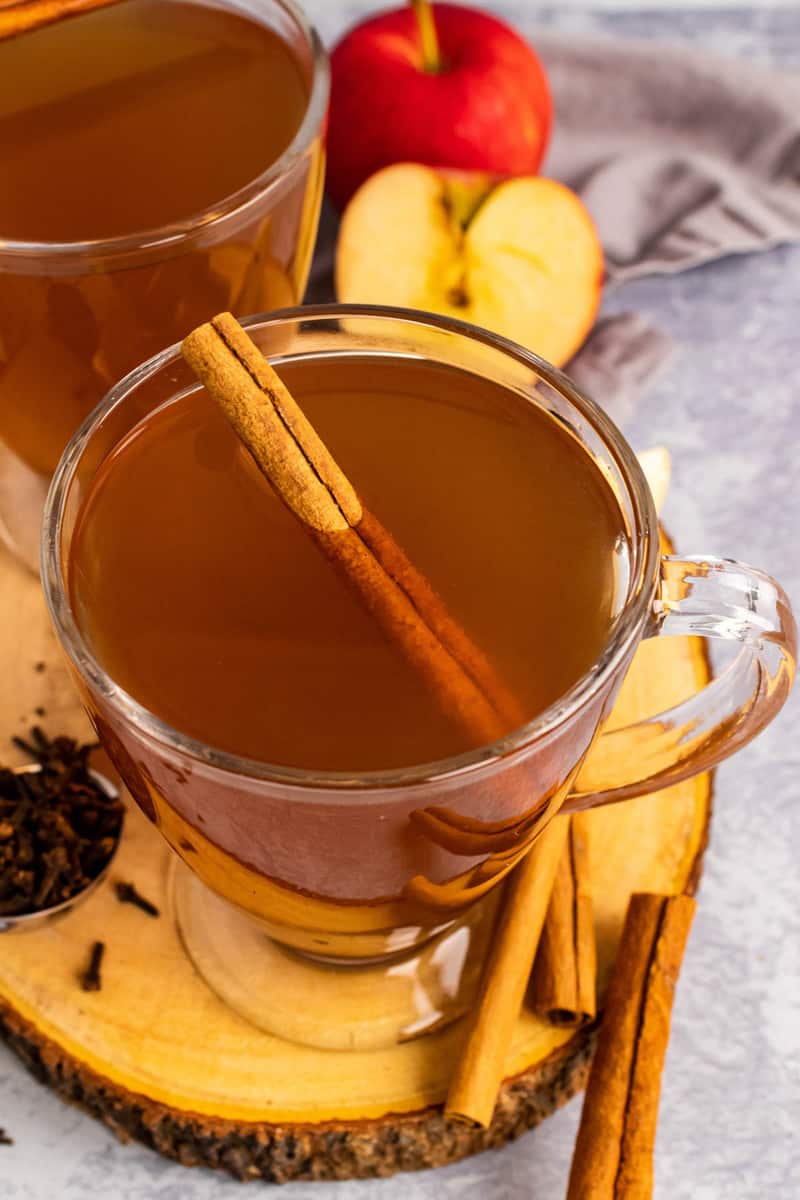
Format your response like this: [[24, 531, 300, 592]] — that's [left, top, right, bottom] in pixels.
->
[[181, 313, 524, 747], [567, 892, 696, 1199], [445, 816, 569, 1127], [0, 0, 123, 42], [530, 814, 596, 1026]]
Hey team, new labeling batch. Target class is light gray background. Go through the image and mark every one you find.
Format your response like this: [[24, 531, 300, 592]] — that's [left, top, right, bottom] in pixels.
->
[[2, 4, 798, 1197]]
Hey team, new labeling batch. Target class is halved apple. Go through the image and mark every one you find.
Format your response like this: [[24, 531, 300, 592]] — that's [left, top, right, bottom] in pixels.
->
[[336, 164, 603, 368], [638, 445, 671, 514]]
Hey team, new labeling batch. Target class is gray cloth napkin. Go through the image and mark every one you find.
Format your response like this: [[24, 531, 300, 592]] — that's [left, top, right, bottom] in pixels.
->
[[539, 33, 800, 284], [308, 34, 800, 423]]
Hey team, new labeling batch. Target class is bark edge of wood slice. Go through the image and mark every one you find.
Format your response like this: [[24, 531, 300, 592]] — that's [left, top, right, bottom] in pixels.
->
[[0, 536, 712, 1182], [0, 993, 601, 1182]]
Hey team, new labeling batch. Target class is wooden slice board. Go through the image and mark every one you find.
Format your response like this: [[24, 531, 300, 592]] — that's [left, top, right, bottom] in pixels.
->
[[0, 537, 711, 1183]]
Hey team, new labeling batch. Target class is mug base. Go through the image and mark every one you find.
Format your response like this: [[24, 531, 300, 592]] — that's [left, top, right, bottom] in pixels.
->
[[170, 859, 499, 1051]]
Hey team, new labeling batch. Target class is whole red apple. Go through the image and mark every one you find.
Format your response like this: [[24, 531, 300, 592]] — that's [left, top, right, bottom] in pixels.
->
[[326, 2, 552, 210]]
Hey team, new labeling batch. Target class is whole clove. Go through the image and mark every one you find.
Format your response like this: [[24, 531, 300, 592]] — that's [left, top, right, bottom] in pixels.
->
[[0, 1127, 13, 1145], [114, 880, 159, 918], [0, 728, 123, 917], [80, 940, 105, 991]]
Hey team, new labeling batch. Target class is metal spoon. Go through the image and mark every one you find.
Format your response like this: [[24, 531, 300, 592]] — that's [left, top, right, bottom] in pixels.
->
[[0, 763, 122, 935]]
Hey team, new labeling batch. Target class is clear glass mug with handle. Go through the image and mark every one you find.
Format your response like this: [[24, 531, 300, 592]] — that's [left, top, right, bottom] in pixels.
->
[[0, 0, 328, 571], [42, 306, 796, 1050]]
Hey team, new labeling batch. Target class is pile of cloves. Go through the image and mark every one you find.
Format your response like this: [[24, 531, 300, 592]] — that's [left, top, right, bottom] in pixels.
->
[[0, 728, 123, 917]]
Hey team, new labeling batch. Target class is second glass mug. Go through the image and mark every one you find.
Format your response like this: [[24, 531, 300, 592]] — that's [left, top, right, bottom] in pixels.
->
[[42, 307, 796, 1049], [0, 0, 328, 571]]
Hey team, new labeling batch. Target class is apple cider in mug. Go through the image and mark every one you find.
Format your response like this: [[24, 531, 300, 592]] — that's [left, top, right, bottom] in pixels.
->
[[0, 0, 323, 479], [67, 354, 626, 950]]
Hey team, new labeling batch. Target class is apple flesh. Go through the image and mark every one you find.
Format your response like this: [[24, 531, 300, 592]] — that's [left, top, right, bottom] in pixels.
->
[[327, 2, 552, 211], [638, 446, 671, 514], [336, 164, 603, 368]]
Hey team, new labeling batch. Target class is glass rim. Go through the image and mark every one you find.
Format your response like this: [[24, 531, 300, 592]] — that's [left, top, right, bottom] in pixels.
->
[[41, 303, 660, 792], [0, 0, 329, 264]]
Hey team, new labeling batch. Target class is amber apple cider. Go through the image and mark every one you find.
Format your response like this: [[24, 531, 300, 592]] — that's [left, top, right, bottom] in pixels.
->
[[0, 0, 318, 476], [69, 356, 626, 772]]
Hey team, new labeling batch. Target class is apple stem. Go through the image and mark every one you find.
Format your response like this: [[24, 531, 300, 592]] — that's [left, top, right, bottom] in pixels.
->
[[410, 0, 441, 74]]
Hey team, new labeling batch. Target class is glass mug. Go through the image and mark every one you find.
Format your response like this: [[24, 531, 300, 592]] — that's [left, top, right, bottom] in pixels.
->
[[42, 307, 796, 1049], [0, 0, 328, 571]]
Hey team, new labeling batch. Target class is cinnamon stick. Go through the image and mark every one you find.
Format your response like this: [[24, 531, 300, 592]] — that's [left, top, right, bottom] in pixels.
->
[[444, 816, 569, 1127], [567, 892, 696, 1199], [0, 0, 123, 42], [181, 313, 525, 746], [530, 814, 596, 1026], [443, 444, 672, 1123]]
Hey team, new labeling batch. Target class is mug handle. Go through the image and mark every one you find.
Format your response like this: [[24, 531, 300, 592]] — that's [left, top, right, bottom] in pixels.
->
[[564, 555, 796, 811]]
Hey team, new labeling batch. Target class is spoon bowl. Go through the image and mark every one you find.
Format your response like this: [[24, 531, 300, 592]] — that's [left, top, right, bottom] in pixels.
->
[[0, 763, 122, 935]]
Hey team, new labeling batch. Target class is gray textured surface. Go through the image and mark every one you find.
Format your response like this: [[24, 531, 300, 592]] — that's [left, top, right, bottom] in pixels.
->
[[2, 5, 799, 1198]]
